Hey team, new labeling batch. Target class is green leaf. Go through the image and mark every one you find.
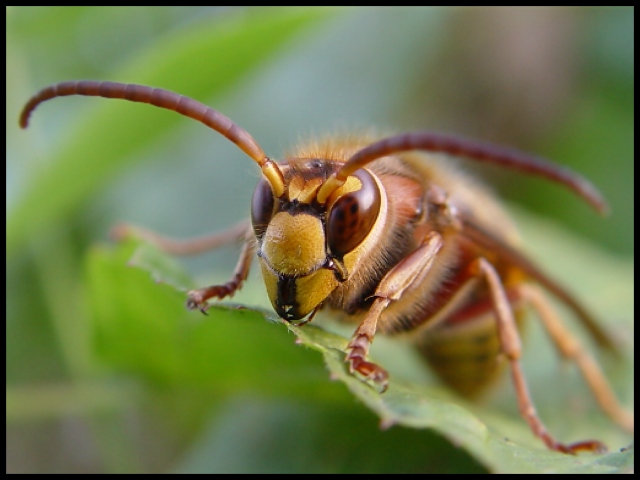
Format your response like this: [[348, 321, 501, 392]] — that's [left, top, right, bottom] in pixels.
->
[[85, 239, 339, 398], [8, 7, 335, 254], [125, 240, 195, 292], [174, 396, 487, 473], [288, 325, 633, 474], [85, 207, 633, 473]]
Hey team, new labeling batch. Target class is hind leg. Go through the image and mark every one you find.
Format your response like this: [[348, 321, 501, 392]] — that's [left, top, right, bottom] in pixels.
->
[[519, 283, 633, 433], [473, 257, 609, 454]]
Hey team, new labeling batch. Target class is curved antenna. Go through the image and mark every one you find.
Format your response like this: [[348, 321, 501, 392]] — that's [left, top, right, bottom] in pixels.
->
[[19, 80, 285, 196], [316, 132, 608, 214]]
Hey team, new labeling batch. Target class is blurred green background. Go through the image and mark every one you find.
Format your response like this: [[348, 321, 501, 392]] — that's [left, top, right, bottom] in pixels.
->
[[6, 7, 634, 473]]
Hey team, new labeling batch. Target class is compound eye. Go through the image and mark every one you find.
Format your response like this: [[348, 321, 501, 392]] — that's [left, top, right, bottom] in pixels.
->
[[251, 178, 276, 238], [327, 170, 381, 257]]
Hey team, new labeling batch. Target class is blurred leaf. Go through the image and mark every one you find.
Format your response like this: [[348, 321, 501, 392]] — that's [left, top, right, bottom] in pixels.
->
[[174, 396, 487, 473], [8, 7, 335, 254], [6, 382, 134, 423]]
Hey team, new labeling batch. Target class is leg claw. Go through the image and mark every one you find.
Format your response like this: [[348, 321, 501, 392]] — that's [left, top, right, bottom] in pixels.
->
[[186, 291, 209, 314], [346, 337, 389, 392], [559, 440, 607, 455], [352, 359, 389, 393]]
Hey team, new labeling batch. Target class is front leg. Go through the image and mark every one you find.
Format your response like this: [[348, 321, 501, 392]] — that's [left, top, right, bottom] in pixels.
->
[[186, 238, 255, 313], [110, 219, 254, 312], [346, 232, 443, 391]]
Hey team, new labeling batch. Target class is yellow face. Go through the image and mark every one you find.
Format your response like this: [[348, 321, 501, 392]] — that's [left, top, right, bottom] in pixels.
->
[[259, 212, 340, 320], [251, 161, 382, 322]]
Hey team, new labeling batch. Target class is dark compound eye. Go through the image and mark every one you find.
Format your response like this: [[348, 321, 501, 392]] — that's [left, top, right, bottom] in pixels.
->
[[251, 177, 276, 238], [327, 170, 381, 257]]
